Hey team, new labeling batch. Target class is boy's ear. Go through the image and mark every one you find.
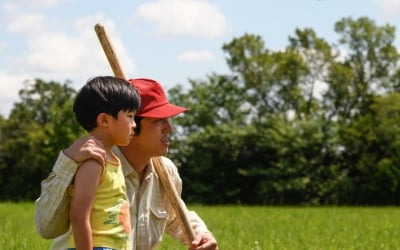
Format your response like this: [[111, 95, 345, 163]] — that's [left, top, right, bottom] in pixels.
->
[[96, 113, 110, 127]]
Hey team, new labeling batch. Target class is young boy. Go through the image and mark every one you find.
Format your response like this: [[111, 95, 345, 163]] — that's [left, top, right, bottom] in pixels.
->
[[68, 76, 140, 250]]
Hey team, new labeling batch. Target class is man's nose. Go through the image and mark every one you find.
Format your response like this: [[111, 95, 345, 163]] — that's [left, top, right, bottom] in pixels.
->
[[163, 119, 172, 132]]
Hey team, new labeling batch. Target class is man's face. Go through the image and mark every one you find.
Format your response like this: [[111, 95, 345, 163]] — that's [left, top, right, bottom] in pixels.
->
[[132, 117, 172, 157]]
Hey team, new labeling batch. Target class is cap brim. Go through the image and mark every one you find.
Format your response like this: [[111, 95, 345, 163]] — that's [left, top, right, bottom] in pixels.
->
[[137, 103, 188, 118]]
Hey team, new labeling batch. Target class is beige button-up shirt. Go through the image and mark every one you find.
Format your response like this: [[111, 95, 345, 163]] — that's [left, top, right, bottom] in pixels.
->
[[35, 147, 209, 250]]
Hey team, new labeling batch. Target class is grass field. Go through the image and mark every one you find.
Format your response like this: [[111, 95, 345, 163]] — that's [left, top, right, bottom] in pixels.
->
[[1, 202, 400, 249]]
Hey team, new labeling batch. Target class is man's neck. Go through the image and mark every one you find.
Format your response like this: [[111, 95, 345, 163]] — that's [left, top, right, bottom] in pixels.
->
[[119, 144, 151, 179]]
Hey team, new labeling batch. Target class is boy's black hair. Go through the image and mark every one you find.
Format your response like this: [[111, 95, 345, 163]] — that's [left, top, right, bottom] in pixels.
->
[[73, 76, 141, 132]]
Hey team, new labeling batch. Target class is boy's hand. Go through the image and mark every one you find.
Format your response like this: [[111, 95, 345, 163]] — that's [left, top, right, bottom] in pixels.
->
[[63, 136, 106, 166]]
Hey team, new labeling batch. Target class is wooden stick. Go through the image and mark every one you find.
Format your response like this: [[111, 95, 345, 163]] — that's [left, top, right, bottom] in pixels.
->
[[94, 24, 126, 79], [152, 157, 196, 244], [94, 23, 195, 245]]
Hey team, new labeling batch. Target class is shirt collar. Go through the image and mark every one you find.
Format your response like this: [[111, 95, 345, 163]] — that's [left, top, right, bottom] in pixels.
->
[[112, 146, 135, 177], [112, 146, 156, 179]]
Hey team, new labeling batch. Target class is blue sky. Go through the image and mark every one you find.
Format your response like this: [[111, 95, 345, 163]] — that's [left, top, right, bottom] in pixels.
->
[[1, 0, 400, 117]]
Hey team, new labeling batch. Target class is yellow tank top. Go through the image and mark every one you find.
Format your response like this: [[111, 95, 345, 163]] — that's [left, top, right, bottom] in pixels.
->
[[68, 159, 131, 250]]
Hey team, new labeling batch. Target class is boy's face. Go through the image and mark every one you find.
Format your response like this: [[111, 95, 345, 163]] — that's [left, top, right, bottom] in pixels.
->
[[131, 117, 172, 157], [110, 110, 136, 146]]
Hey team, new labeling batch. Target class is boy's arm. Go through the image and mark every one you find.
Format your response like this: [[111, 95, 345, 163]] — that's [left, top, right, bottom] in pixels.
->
[[35, 136, 106, 239], [70, 159, 103, 250]]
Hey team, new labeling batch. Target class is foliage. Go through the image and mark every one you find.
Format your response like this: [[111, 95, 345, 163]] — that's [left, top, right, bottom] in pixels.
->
[[0, 79, 84, 200], [168, 16, 400, 205], [336, 93, 400, 204], [1, 17, 400, 205]]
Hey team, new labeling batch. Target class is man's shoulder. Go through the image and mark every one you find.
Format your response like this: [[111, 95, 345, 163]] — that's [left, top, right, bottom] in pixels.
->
[[160, 156, 174, 166], [159, 156, 179, 176]]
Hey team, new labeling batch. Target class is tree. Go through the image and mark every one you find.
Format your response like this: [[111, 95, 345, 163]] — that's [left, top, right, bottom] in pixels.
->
[[337, 93, 400, 204], [2, 17, 399, 205], [168, 16, 400, 205], [0, 79, 83, 200], [221, 34, 310, 119], [325, 17, 399, 121]]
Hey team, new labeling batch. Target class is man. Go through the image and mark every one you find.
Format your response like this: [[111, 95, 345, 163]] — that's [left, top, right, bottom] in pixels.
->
[[35, 78, 218, 250]]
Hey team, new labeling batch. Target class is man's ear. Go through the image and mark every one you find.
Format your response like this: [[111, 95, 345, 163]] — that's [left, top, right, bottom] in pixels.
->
[[96, 113, 110, 127]]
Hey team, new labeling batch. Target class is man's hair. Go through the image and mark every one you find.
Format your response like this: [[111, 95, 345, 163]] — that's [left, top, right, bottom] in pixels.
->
[[133, 116, 143, 135], [73, 76, 141, 132]]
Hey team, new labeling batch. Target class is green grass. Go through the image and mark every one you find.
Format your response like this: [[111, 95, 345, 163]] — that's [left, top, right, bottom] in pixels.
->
[[1, 202, 400, 249]]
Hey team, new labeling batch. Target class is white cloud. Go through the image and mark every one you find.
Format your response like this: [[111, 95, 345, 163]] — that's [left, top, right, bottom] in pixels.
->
[[7, 13, 47, 34], [0, 71, 32, 117], [2, 0, 70, 12], [1, 13, 136, 117], [177, 49, 214, 62], [28, 0, 70, 7], [9, 13, 135, 85], [72, 14, 135, 77], [374, 0, 400, 17], [133, 0, 228, 38], [23, 32, 89, 73]]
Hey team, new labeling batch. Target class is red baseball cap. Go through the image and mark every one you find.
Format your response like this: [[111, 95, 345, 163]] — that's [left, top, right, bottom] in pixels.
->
[[128, 78, 188, 118]]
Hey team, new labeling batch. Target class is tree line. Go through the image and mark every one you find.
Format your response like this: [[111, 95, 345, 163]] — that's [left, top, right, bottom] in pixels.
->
[[0, 17, 399, 205]]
